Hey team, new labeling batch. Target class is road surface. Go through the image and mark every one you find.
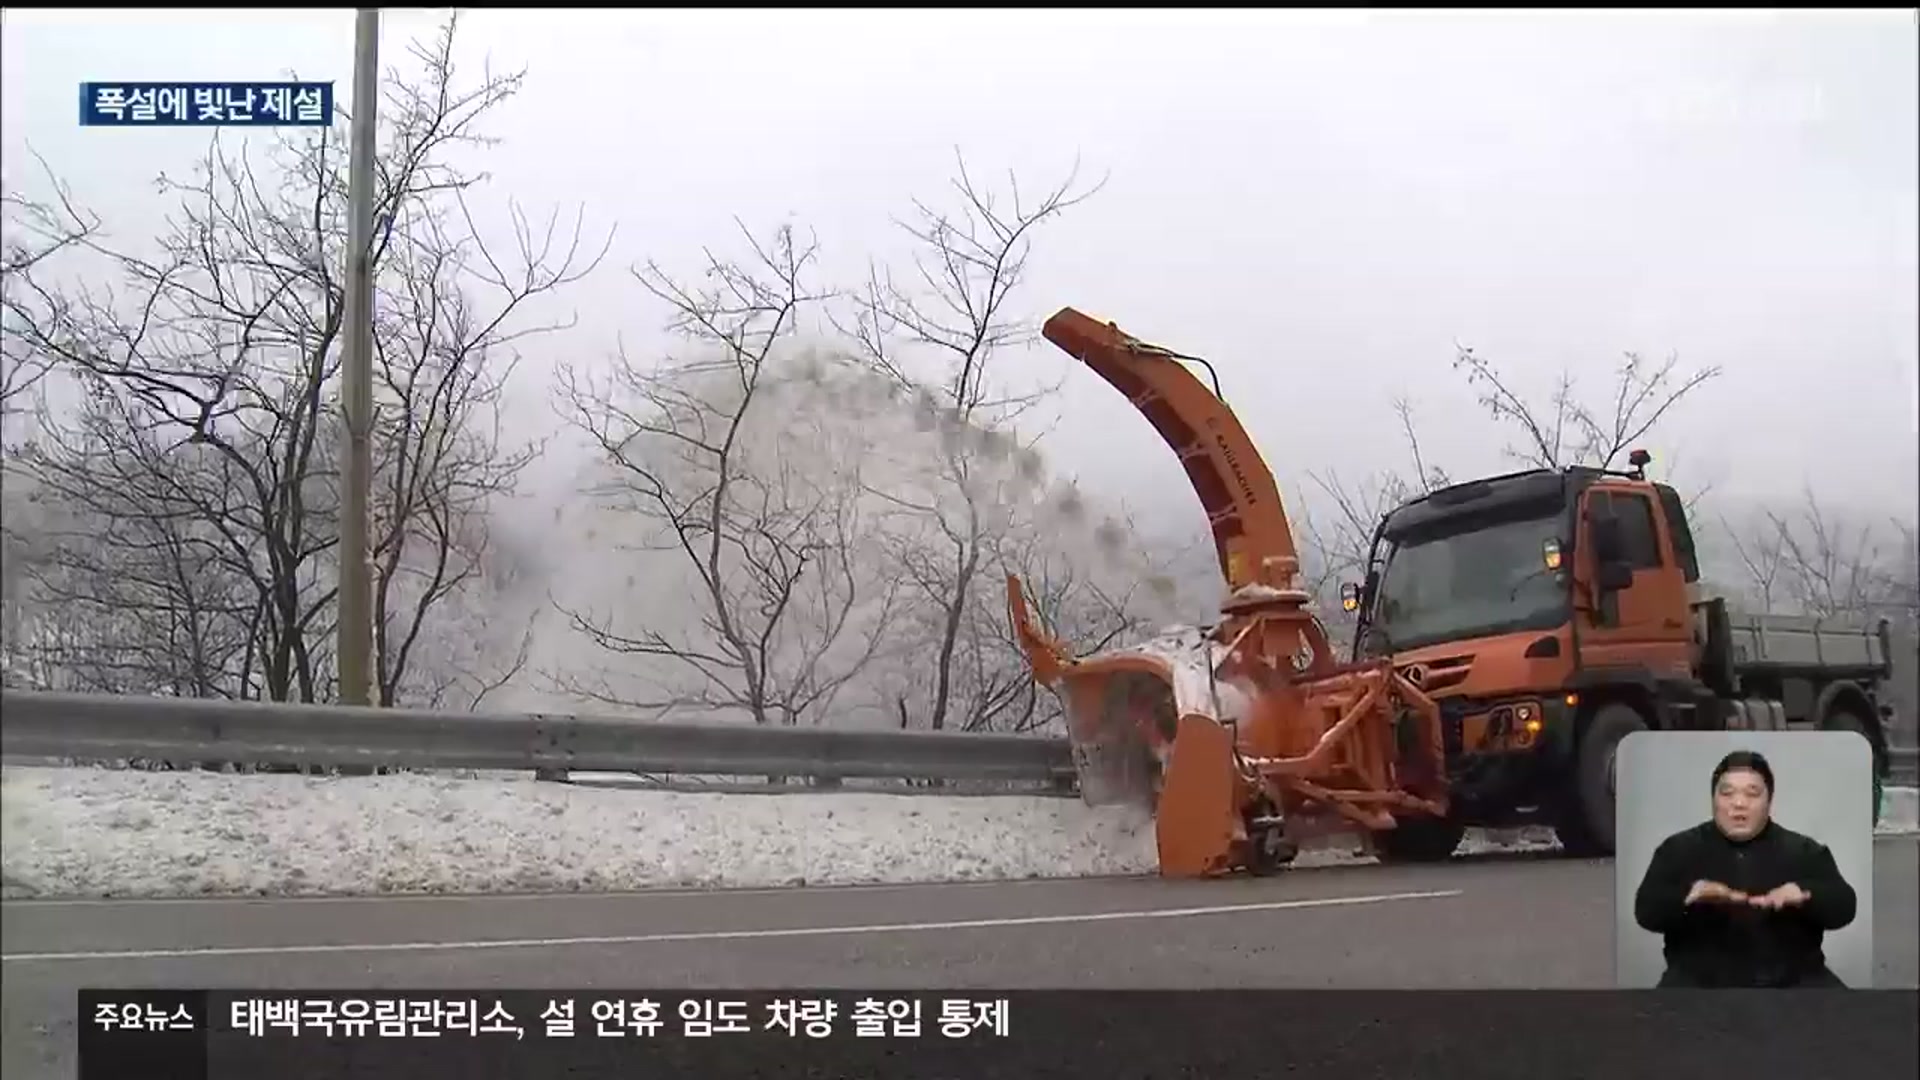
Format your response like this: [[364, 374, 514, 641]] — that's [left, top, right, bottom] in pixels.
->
[[5, 838, 1916, 1079]]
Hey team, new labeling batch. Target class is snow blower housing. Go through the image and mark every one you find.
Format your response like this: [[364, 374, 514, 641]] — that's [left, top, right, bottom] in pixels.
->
[[1005, 308, 1451, 877]]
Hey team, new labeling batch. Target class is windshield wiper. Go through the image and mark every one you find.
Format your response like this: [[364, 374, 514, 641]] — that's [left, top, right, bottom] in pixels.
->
[[1506, 566, 1560, 601]]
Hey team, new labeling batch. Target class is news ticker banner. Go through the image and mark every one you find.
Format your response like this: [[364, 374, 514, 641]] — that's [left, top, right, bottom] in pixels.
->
[[78, 82, 334, 127], [81, 988, 1916, 1080]]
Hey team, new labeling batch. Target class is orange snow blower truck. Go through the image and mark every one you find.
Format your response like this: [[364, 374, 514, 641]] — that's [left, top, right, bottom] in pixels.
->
[[1006, 308, 1453, 877]]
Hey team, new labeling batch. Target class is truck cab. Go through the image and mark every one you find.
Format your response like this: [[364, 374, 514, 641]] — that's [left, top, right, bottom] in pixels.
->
[[1346, 453, 1894, 858]]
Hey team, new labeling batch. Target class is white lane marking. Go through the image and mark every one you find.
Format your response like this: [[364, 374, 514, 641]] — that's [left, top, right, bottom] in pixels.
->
[[0, 874, 1158, 909], [0, 888, 1463, 963]]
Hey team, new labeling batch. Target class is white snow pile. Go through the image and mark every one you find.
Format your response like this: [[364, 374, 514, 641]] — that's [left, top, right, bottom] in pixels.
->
[[0, 765, 1159, 899], [4, 766, 1912, 900], [1112, 624, 1256, 725], [1884, 784, 1920, 834]]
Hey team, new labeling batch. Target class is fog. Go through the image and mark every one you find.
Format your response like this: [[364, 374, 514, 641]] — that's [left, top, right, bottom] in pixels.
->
[[3, 10, 1914, 721]]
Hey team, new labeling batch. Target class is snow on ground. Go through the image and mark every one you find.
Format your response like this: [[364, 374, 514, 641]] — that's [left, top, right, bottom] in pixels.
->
[[3, 766, 1915, 900], [0, 765, 1160, 899], [1886, 785, 1920, 833]]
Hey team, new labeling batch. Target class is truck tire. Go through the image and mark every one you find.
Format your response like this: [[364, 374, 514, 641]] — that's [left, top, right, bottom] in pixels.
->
[[1553, 702, 1648, 857], [1245, 825, 1299, 876], [1373, 814, 1467, 863], [1822, 708, 1884, 828]]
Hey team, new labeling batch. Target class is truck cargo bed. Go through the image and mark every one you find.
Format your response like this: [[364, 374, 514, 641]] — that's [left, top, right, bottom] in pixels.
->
[[1720, 609, 1890, 676]]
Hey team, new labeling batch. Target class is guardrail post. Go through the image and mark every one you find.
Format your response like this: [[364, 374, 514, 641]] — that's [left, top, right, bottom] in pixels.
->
[[1890, 744, 1918, 786]]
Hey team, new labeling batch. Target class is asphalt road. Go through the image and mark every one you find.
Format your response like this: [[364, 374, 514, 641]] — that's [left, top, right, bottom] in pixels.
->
[[4, 838, 1916, 1079]]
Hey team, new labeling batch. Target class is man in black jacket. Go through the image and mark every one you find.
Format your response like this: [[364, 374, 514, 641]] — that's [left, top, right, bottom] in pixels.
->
[[1633, 749, 1859, 988]]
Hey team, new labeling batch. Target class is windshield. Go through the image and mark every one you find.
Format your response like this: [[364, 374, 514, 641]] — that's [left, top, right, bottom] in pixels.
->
[[1370, 511, 1569, 651]]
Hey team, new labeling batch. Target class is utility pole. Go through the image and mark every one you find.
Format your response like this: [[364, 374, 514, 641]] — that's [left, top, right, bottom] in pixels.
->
[[337, 8, 380, 707]]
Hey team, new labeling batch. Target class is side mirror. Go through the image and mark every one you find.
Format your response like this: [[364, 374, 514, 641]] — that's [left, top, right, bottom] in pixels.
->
[[1596, 560, 1633, 592], [1590, 514, 1624, 565], [1339, 581, 1362, 613]]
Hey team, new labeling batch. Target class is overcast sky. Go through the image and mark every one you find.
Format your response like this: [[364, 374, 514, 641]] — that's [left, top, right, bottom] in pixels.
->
[[5, 8, 1916, 530]]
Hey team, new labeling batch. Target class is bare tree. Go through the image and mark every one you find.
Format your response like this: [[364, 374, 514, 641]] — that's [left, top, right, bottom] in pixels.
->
[[838, 151, 1105, 425], [552, 222, 900, 726], [1, 149, 104, 421], [960, 508, 1172, 734], [363, 184, 605, 704], [1720, 508, 1789, 611], [1718, 491, 1918, 747], [0, 160, 105, 675], [4, 14, 605, 704], [5, 424, 262, 696], [391, 514, 537, 712], [1451, 342, 1722, 476], [1727, 490, 1919, 630], [835, 152, 1105, 730], [1294, 345, 1717, 647], [1297, 397, 1450, 643]]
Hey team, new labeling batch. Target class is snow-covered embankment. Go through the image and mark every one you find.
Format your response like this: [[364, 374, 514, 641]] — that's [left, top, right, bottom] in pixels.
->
[[0, 765, 1159, 899], [3, 767, 1914, 900]]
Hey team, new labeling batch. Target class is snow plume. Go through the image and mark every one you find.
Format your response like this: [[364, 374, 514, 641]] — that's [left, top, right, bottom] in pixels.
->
[[477, 338, 1208, 732]]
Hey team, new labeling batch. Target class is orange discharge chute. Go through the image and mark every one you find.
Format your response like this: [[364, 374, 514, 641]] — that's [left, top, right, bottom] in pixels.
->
[[1006, 308, 1450, 877]]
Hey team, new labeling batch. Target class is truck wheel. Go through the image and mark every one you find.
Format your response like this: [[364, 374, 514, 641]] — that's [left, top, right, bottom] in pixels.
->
[[1822, 708, 1884, 828], [1373, 815, 1467, 862], [1245, 825, 1299, 876], [1554, 702, 1648, 857]]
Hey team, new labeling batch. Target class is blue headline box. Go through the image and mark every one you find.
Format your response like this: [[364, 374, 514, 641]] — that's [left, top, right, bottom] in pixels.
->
[[79, 81, 334, 127]]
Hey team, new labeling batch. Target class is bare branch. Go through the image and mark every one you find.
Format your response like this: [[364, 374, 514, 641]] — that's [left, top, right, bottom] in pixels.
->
[[2, 15, 603, 707], [827, 152, 1105, 730], [1753, 490, 1915, 627], [551, 222, 898, 727], [1450, 341, 1721, 472], [1, 146, 108, 419]]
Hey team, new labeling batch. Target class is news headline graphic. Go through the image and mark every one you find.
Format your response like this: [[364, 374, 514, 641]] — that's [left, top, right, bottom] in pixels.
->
[[78, 82, 333, 127], [78, 988, 1915, 1080]]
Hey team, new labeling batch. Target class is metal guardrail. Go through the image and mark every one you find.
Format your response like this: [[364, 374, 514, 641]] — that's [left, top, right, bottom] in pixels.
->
[[1890, 745, 1918, 786], [0, 690, 1076, 785], [0, 689, 1913, 791]]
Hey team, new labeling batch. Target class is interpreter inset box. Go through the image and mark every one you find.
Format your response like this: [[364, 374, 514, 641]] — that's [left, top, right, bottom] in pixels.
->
[[1613, 730, 1874, 988]]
